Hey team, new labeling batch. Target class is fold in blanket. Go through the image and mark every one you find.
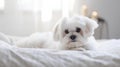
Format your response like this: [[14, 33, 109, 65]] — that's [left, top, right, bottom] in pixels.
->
[[0, 40, 120, 67]]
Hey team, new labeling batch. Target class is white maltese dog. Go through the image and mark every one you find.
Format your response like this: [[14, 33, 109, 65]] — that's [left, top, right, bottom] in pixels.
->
[[15, 16, 98, 50]]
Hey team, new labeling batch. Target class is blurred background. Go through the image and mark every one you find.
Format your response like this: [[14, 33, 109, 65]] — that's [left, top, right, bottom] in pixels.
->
[[0, 0, 120, 39]]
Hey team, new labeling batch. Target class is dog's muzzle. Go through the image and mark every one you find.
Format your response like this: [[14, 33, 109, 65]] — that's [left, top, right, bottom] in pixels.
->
[[70, 35, 76, 42]]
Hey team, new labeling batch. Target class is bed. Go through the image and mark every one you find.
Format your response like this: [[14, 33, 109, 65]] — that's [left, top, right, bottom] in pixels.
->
[[0, 35, 120, 67]]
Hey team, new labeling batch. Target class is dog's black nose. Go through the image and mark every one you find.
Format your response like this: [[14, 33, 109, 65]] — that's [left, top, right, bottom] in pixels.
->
[[70, 35, 76, 40]]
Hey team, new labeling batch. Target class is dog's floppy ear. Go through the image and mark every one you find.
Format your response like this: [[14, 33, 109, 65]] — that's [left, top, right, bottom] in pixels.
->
[[84, 17, 98, 37], [53, 18, 67, 41], [53, 22, 60, 41]]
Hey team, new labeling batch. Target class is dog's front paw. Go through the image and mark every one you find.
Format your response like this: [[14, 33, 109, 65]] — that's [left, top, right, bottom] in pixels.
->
[[72, 47, 86, 51]]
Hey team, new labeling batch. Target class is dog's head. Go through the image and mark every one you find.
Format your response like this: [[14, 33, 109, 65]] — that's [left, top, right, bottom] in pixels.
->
[[53, 16, 98, 49]]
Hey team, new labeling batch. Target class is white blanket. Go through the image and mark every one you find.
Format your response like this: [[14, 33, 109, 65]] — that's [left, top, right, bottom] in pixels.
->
[[0, 39, 120, 67]]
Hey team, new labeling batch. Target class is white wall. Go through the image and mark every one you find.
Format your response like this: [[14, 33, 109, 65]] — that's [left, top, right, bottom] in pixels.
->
[[0, 0, 120, 39]]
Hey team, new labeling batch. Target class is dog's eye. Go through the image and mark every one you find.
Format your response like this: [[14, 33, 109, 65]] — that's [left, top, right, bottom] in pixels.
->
[[76, 27, 81, 33], [65, 29, 69, 34]]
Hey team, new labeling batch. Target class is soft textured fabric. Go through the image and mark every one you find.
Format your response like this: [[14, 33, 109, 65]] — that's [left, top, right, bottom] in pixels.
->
[[0, 39, 120, 67]]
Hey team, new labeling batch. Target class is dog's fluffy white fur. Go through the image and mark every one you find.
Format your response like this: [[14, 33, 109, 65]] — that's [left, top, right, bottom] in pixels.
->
[[15, 16, 98, 50]]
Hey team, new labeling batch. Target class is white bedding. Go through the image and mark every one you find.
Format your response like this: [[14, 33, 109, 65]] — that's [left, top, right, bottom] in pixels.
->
[[0, 39, 120, 67]]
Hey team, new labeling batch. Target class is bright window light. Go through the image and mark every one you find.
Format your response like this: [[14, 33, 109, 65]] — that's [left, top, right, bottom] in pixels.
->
[[17, 0, 75, 21], [41, 0, 61, 22], [17, 0, 35, 11], [41, 9, 52, 22], [0, 0, 4, 10]]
